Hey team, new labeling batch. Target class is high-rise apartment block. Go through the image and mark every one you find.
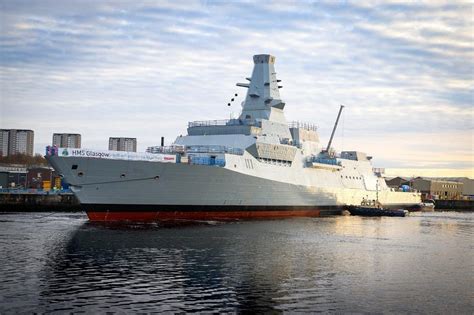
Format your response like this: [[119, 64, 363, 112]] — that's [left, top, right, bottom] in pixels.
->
[[108, 137, 137, 152], [0, 129, 35, 156], [52, 133, 81, 148]]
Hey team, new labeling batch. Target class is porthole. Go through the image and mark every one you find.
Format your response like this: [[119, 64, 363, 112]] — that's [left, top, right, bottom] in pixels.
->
[[78, 172, 84, 177], [120, 174, 126, 178], [154, 175, 160, 180]]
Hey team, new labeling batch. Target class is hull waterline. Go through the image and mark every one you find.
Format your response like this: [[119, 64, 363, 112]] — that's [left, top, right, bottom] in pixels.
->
[[86, 209, 329, 221]]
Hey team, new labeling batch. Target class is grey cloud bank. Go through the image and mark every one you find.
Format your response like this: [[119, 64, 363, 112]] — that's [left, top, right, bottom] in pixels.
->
[[0, 0, 472, 174]]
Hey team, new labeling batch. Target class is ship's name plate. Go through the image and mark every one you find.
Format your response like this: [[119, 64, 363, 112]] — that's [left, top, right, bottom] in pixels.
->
[[57, 148, 176, 163]]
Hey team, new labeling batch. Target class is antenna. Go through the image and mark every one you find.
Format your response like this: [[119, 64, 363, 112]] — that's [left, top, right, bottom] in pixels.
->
[[326, 105, 345, 152], [228, 93, 239, 118], [227, 93, 238, 106]]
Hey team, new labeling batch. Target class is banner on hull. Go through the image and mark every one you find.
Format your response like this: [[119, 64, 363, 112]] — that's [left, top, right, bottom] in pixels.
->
[[47, 146, 177, 163]]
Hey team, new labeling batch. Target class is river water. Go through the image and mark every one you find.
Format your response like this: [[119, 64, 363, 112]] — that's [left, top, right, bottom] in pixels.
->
[[0, 212, 472, 313]]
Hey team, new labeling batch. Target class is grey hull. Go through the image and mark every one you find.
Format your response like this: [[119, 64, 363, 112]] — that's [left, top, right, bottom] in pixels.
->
[[47, 156, 421, 220], [48, 156, 339, 206]]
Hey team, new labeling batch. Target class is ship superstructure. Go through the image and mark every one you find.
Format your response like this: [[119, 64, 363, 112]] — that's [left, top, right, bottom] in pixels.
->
[[46, 54, 421, 221]]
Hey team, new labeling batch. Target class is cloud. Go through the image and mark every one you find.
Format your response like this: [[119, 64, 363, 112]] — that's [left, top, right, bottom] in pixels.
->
[[0, 1, 472, 175]]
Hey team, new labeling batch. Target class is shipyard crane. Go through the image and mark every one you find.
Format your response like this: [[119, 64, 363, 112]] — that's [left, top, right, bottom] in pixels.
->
[[324, 104, 344, 154]]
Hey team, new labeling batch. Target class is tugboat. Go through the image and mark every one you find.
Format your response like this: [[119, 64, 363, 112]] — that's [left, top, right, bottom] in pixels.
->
[[347, 185, 409, 217], [347, 200, 409, 217]]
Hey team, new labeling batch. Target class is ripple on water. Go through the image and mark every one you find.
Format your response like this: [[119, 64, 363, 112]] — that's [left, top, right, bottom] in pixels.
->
[[0, 212, 472, 313]]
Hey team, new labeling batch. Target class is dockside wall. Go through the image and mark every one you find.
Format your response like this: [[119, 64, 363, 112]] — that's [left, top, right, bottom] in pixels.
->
[[0, 192, 81, 211]]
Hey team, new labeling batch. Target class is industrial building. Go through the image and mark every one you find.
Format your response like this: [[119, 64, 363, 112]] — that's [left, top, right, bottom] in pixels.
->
[[0, 166, 27, 188], [411, 177, 463, 200], [439, 177, 474, 199], [52, 133, 81, 148], [109, 137, 137, 152], [386, 176, 467, 200], [0, 165, 61, 190], [0, 129, 34, 156], [27, 167, 54, 189], [385, 177, 410, 188]]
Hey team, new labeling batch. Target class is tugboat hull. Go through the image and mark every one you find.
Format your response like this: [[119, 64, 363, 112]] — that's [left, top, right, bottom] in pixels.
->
[[347, 206, 408, 217]]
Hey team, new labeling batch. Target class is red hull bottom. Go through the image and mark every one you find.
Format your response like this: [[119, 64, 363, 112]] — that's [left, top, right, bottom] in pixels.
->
[[87, 210, 323, 221]]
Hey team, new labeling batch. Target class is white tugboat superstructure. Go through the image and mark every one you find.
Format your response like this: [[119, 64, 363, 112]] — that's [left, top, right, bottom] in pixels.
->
[[46, 54, 421, 221]]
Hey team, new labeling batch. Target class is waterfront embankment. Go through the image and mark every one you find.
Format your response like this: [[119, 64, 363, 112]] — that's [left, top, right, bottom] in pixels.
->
[[0, 191, 80, 211], [435, 199, 474, 211], [1, 191, 473, 212]]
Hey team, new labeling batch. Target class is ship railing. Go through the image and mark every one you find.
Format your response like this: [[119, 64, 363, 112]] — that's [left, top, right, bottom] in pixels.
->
[[186, 145, 244, 155], [188, 119, 229, 127], [288, 121, 318, 131], [188, 156, 226, 167], [188, 119, 261, 128], [189, 119, 317, 131], [146, 145, 185, 154], [311, 157, 342, 166]]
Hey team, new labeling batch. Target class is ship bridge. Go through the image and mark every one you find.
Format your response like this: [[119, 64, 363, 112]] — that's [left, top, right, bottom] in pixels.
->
[[186, 54, 319, 142], [187, 119, 317, 136], [176, 54, 321, 161]]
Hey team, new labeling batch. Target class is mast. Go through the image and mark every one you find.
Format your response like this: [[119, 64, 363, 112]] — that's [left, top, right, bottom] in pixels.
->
[[325, 105, 344, 152], [236, 54, 287, 123]]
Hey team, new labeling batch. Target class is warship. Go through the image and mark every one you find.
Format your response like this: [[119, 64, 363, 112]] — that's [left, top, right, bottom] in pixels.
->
[[46, 54, 421, 221]]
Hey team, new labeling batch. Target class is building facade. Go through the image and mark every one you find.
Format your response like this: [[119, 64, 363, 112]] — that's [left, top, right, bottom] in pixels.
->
[[0, 166, 28, 188], [52, 133, 81, 148], [412, 177, 463, 200], [27, 167, 53, 189], [0, 129, 34, 156], [439, 177, 474, 199], [109, 137, 137, 152]]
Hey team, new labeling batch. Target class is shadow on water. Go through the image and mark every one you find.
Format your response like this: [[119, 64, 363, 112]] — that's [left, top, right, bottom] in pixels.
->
[[39, 220, 317, 313], [11, 213, 471, 313]]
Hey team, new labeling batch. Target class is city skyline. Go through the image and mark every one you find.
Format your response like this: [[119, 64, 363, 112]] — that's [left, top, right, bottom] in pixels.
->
[[0, 0, 472, 177], [52, 133, 81, 148], [108, 137, 137, 152]]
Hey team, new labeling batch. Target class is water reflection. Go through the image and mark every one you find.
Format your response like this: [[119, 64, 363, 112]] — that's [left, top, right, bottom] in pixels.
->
[[40, 220, 333, 313], [0, 213, 471, 313]]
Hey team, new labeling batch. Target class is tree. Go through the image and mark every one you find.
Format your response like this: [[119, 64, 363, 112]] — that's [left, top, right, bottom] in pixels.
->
[[0, 153, 48, 166]]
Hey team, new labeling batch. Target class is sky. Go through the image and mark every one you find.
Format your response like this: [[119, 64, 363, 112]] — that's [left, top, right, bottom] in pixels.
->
[[0, 0, 472, 177]]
